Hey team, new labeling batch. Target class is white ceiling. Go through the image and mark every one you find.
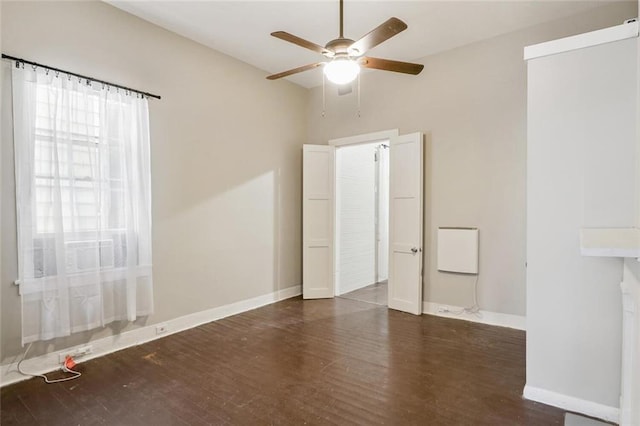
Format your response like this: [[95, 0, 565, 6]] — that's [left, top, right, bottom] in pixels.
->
[[109, 1, 621, 88]]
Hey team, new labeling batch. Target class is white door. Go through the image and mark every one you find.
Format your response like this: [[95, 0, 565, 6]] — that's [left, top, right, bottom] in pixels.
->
[[302, 144, 335, 298], [388, 133, 423, 314]]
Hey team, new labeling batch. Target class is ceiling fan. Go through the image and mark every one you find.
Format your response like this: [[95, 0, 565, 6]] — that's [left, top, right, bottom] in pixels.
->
[[266, 0, 424, 85]]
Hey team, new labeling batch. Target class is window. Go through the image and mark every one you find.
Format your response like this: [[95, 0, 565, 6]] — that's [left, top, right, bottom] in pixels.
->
[[12, 64, 154, 344], [32, 86, 131, 278]]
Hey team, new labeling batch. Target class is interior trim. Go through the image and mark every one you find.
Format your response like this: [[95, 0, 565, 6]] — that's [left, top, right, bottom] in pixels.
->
[[423, 301, 526, 330], [328, 129, 398, 147], [524, 21, 638, 61], [523, 385, 619, 423]]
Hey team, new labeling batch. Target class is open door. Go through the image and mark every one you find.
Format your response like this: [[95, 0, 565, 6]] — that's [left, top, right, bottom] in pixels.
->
[[302, 145, 335, 298], [388, 133, 423, 314]]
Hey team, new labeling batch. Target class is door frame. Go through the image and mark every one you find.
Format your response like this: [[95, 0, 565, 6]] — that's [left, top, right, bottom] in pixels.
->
[[329, 129, 399, 148], [329, 129, 399, 296]]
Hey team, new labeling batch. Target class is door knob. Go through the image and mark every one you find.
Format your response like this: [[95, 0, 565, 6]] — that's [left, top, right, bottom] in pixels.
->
[[411, 247, 418, 254]]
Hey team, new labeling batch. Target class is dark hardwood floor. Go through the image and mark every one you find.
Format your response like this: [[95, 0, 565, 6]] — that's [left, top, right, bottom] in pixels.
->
[[1, 296, 564, 425]]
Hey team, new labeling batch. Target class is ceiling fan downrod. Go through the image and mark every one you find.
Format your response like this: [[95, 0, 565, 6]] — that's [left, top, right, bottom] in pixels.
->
[[339, 0, 344, 38]]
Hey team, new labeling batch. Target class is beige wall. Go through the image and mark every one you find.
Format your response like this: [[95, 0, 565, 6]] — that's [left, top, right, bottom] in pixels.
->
[[1, 1, 307, 362], [307, 2, 637, 317]]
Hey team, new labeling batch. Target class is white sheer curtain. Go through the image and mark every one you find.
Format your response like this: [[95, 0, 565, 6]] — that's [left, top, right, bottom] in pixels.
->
[[12, 64, 153, 345]]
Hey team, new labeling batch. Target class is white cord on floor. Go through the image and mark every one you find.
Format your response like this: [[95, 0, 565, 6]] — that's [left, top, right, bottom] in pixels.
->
[[17, 343, 82, 384]]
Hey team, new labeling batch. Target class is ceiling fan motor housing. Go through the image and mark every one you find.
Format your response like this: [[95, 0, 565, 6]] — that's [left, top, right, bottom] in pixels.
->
[[325, 38, 356, 56]]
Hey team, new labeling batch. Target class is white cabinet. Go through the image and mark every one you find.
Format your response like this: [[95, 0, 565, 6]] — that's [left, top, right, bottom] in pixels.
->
[[525, 22, 639, 424]]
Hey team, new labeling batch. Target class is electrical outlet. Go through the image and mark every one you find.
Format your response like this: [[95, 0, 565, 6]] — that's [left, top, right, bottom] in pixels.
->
[[438, 306, 450, 313], [58, 345, 93, 363], [156, 324, 168, 335]]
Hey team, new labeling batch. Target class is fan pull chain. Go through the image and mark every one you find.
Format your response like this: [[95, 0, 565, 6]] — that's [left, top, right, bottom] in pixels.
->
[[357, 73, 361, 118], [322, 73, 326, 118]]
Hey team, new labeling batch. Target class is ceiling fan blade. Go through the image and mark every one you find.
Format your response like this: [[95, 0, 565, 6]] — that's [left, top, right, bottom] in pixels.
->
[[348, 17, 407, 56], [271, 31, 333, 57], [266, 63, 324, 80], [359, 57, 424, 75]]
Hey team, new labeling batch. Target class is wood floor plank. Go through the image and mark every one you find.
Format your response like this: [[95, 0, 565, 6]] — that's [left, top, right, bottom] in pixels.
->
[[1, 296, 564, 425]]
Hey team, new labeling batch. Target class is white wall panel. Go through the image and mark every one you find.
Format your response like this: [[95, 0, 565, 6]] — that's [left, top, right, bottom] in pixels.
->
[[526, 35, 636, 411], [437, 228, 479, 274]]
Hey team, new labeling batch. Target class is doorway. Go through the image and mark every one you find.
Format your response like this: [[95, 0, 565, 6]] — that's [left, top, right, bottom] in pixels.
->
[[335, 141, 389, 306], [302, 130, 424, 315]]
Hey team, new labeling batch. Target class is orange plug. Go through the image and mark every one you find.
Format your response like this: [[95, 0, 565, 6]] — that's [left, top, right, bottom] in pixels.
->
[[63, 355, 76, 371]]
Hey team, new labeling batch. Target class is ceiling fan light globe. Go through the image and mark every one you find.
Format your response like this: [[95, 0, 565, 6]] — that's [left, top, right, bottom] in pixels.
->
[[324, 58, 360, 85]]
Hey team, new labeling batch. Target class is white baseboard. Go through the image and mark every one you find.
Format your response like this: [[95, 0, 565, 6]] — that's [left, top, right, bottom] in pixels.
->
[[523, 385, 619, 424], [1, 284, 301, 388], [422, 302, 526, 330]]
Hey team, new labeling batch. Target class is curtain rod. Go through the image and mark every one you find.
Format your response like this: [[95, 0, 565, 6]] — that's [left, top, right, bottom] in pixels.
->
[[1, 54, 161, 100]]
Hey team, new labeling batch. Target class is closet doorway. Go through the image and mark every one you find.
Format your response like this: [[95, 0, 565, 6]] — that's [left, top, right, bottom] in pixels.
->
[[335, 141, 389, 306]]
